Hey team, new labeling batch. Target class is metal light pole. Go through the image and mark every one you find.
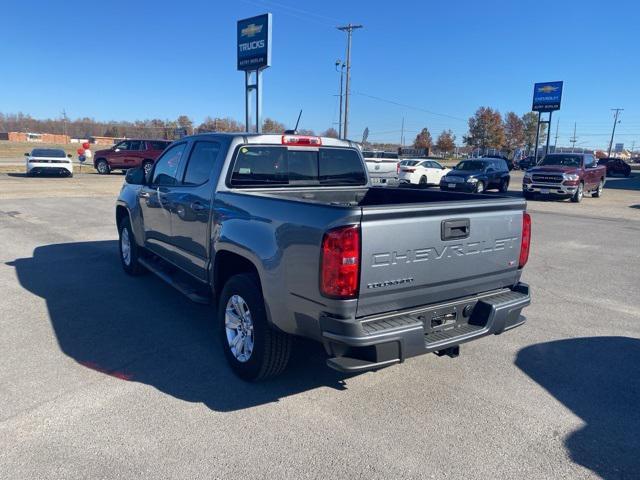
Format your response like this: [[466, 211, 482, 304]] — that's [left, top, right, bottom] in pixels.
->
[[607, 108, 624, 158], [335, 60, 345, 138], [337, 23, 363, 140]]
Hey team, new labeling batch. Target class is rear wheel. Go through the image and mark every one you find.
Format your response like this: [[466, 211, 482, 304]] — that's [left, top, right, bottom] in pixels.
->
[[475, 181, 485, 193], [142, 160, 154, 177], [96, 159, 110, 175], [419, 175, 428, 186], [218, 273, 291, 381], [571, 182, 584, 203], [592, 179, 604, 198], [499, 178, 509, 193]]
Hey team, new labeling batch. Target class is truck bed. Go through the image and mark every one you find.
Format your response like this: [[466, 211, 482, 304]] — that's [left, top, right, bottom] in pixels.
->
[[243, 187, 526, 318]]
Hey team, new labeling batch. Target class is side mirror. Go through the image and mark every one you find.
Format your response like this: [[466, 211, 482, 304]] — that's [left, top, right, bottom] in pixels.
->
[[441, 166, 446, 170], [114, 148, 121, 152], [67, 154, 72, 158], [24, 152, 29, 157], [125, 166, 146, 185]]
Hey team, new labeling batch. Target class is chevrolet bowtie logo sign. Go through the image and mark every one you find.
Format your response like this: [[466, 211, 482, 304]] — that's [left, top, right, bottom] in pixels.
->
[[537, 85, 559, 94], [241, 23, 263, 38]]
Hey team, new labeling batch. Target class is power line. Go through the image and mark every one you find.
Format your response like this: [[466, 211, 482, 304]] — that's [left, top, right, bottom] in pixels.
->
[[352, 91, 467, 122]]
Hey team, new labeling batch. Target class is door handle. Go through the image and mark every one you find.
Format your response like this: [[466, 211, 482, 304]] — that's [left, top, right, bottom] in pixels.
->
[[138, 191, 151, 199], [191, 202, 206, 212]]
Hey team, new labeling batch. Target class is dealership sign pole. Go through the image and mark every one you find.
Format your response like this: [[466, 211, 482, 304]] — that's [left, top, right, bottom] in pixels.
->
[[237, 13, 272, 133], [531, 81, 563, 163]]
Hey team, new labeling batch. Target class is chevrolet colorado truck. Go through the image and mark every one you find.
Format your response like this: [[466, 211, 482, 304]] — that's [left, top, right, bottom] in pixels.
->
[[522, 152, 606, 202], [116, 133, 531, 380]]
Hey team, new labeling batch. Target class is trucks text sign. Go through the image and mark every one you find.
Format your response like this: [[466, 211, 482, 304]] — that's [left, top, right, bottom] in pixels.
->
[[532, 81, 563, 112], [237, 13, 272, 71]]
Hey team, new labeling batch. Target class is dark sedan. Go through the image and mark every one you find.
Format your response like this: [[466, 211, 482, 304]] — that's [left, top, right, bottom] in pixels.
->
[[597, 158, 631, 177], [440, 158, 510, 193]]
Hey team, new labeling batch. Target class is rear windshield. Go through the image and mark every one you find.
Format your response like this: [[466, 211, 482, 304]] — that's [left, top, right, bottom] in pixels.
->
[[539, 155, 581, 167], [400, 160, 420, 166], [31, 149, 66, 158], [456, 160, 487, 171], [229, 146, 367, 187]]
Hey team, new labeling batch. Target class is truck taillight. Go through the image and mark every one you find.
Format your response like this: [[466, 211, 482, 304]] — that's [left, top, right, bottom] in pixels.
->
[[282, 135, 322, 146], [321, 225, 360, 299], [519, 212, 531, 268]]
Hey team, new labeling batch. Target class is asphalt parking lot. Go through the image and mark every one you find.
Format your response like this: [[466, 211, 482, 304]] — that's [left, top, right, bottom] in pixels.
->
[[0, 171, 638, 479]]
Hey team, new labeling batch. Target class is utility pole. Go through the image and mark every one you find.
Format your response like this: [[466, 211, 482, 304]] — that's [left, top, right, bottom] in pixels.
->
[[61, 109, 68, 142], [335, 60, 345, 138], [607, 108, 624, 158], [337, 23, 363, 140], [400, 117, 405, 146], [570, 122, 577, 152], [554, 118, 559, 150]]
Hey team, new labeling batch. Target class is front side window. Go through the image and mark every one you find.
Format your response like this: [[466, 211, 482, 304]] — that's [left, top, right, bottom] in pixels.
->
[[182, 141, 221, 185], [115, 141, 131, 151], [152, 143, 186, 186], [229, 146, 366, 187]]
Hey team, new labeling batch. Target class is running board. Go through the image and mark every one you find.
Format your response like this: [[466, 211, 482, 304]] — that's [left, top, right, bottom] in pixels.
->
[[138, 257, 210, 304]]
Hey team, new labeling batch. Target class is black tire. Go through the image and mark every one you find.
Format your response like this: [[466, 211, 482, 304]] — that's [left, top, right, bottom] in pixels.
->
[[96, 159, 110, 175], [218, 273, 291, 381], [475, 180, 485, 193], [499, 178, 509, 193], [142, 160, 154, 177], [592, 179, 604, 198], [419, 175, 428, 186], [523, 192, 535, 200], [571, 182, 584, 203], [118, 216, 146, 276]]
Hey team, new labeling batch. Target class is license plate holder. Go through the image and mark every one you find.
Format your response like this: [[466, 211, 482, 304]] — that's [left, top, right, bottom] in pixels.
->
[[448, 183, 456, 188], [540, 188, 550, 194]]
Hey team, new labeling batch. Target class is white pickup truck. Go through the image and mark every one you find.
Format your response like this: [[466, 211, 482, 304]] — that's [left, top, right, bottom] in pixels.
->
[[363, 150, 399, 186]]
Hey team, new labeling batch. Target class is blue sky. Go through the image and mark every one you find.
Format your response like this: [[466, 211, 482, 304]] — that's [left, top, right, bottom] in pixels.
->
[[1, 0, 638, 150]]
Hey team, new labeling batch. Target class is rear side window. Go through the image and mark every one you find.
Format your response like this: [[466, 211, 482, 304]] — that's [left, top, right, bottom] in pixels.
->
[[229, 146, 366, 187], [149, 141, 169, 151], [182, 141, 221, 185], [152, 143, 186, 186]]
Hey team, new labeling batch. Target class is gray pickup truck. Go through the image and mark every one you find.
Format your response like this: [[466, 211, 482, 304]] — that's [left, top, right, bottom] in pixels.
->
[[116, 133, 531, 380]]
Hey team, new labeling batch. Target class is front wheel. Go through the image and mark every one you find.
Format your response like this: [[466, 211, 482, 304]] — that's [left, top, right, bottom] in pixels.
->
[[218, 273, 291, 381], [118, 216, 146, 275], [499, 178, 509, 193], [475, 180, 485, 193], [571, 182, 584, 203]]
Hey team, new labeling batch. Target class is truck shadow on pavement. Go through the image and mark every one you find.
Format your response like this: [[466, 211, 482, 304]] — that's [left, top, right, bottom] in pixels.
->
[[8, 241, 350, 412], [515, 337, 640, 479]]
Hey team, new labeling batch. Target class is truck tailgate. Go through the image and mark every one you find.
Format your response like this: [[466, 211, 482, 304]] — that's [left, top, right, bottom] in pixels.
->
[[357, 198, 525, 317]]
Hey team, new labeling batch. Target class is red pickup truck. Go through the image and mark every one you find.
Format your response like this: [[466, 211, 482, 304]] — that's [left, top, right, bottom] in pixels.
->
[[522, 153, 606, 203], [94, 139, 171, 175]]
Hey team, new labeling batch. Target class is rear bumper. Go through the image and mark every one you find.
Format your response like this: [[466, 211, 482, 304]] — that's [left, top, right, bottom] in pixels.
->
[[26, 162, 73, 175], [321, 283, 531, 372]]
